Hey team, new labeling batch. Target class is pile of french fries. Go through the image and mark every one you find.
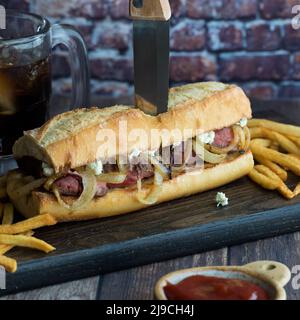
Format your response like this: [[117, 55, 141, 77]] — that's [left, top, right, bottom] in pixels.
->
[[0, 174, 57, 272], [248, 119, 300, 199]]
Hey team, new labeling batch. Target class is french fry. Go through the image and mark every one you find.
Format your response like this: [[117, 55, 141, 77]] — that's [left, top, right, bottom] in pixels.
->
[[255, 165, 294, 199], [286, 135, 300, 148], [288, 153, 300, 161], [0, 231, 34, 255], [0, 234, 55, 253], [0, 187, 7, 199], [248, 167, 279, 190], [270, 141, 280, 151], [293, 183, 300, 197], [253, 154, 288, 181], [249, 127, 265, 139], [0, 255, 17, 273], [2, 203, 13, 225], [0, 214, 57, 235], [250, 127, 300, 155], [251, 141, 300, 176], [251, 138, 272, 148], [0, 203, 14, 255], [248, 119, 300, 137]]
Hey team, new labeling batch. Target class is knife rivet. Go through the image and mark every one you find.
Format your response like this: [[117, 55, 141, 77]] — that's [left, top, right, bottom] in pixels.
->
[[133, 0, 143, 9]]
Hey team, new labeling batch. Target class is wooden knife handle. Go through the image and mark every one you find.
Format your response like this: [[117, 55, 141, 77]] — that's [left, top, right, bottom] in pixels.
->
[[130, 0, 171, 21]]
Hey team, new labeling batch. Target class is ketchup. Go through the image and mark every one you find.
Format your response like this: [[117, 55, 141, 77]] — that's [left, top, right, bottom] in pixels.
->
[[163, 275, 270, 300]]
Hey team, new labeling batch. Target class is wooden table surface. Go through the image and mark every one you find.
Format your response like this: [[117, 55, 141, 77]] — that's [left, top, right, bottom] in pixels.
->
[[1, 231, 299, 300], [1, 97, 300, 300]]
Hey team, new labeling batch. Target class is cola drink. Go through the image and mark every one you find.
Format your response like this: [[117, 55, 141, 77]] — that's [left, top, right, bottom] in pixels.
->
[[0, 57, 51, 155]]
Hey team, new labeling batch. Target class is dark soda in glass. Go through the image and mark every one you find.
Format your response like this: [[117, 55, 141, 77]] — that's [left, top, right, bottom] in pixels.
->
[[0, 57, 51, 155]]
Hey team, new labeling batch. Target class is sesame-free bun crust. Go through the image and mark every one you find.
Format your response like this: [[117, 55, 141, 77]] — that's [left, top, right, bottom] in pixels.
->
[[13, 82, 251, 173], [7, 151, 254, 222]]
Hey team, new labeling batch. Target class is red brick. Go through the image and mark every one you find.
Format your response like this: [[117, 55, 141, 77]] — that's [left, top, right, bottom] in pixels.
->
[[283, 24, 300, 51], [109, 0, 129, 19], [207, 22, 244, 51], [242, 82, 278, 99], [75, 0, 108, 19], [33, 1, 71, 18], [61, 18, 94, 49], [246, 22, 282, 51], [279, 82, 300, 97], [52, 51, 70, 78], [92, 22, 131, 51], [90, 51, 133, 81], [170, 54, 217, 82], [91, 80, 133, 97], [170, 0, 186, 18], [34, 0, 108, 18], [187, 0, 257, 19], [260, 0, 299, 19], [220, 53, 290, 81], [291, 53, 300, 79], [171, 20, 205, 51]]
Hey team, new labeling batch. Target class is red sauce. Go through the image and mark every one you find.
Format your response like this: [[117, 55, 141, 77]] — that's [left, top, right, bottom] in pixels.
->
[[163, 275, 270, 300]]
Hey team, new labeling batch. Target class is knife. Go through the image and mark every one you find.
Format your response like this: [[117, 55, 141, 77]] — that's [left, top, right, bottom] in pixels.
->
[[130, 0, 171, 115]]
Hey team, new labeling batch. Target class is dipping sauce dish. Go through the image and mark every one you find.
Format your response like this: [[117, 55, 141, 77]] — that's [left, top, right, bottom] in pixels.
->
[[155, 261, 291, 300]]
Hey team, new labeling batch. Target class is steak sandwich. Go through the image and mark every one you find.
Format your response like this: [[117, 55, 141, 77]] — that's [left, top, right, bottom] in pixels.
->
[[7, 82, 254, 222]]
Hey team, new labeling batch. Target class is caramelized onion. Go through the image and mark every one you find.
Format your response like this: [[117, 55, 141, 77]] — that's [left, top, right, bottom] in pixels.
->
[[96, 173, 127, 184], [243, 126, 251, 151], [137, 169, 163, 205], [52, 168, 97, 211], [44, 173, 65, 191], [236, 125, 245, 150], [193, 140, 226, 164], [150, 155, 169, 179], [15, 178, 47, 198], [171, 165, 186, 178], [117, 157, 128, 174]]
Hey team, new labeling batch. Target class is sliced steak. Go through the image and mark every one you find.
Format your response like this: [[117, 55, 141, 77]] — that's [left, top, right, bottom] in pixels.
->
[[108, 164, 154, 188], [53, 173, 108, 197], [213, 127, 234, 148], [95, 181, 108, 197], [53, 174, 83, 196]]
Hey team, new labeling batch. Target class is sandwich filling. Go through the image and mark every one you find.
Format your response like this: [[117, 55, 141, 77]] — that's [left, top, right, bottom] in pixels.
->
[[16, 121, 250, 210]]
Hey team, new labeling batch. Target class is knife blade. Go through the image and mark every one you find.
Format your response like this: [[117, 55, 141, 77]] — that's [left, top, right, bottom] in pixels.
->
[[130, 0, 171, 115]]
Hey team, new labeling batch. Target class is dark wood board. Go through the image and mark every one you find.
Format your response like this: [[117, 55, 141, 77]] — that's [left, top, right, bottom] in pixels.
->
[[2, 100, 300, 296]]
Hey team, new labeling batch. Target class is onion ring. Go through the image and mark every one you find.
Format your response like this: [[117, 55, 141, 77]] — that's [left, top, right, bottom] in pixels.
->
[[243, 126, 251, 151], [193, 140, 226, 164]]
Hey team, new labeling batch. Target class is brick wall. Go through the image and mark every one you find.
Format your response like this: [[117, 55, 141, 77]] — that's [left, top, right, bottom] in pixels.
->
[[1, 0, 300, 102]]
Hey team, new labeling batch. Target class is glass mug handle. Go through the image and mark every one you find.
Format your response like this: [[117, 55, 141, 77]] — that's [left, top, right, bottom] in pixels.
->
[[50, 24, 90, 110]]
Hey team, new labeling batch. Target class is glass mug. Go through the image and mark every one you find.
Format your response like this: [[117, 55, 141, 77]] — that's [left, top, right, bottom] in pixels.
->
[[0, 10, 89, 173]]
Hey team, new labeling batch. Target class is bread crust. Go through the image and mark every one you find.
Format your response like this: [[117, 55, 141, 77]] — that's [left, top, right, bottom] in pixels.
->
[[13, 82, 251, 172], [7, 151, 254, 222]]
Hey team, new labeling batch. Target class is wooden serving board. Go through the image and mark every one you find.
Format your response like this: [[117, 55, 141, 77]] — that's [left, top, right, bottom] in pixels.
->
[[2, 100, 300, 296]]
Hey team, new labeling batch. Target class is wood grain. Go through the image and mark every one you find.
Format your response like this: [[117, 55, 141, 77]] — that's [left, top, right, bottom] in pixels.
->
[[2, 100, 300, 295], [0, 277, 99, 300], [97, 248, 227, 300], [229, 232, 300, 300]]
